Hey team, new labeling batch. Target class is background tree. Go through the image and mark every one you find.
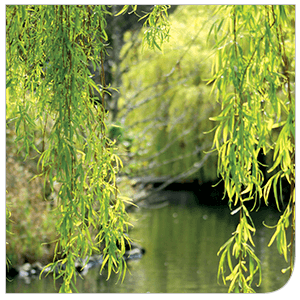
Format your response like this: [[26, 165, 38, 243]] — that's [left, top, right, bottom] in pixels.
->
[[118, 5, 219, 186]]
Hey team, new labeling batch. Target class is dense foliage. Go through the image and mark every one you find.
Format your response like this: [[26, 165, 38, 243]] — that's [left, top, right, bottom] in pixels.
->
[[6, 5, 132, 292], [208, 5, 295, 292], [6, 4, 177, 293]]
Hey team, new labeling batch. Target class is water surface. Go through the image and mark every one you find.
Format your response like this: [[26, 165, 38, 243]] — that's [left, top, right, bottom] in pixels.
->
[[7, 191, 291, 293]]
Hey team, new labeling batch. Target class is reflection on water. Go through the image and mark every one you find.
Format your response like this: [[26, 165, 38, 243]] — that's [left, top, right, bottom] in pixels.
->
[[6, 191, 291, 293]]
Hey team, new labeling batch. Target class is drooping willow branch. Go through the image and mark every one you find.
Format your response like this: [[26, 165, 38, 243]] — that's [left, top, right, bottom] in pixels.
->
[[6, 5, 131, 292]]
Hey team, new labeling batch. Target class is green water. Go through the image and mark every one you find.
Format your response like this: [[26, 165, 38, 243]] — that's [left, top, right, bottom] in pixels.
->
[[6, 191, 291, 293]]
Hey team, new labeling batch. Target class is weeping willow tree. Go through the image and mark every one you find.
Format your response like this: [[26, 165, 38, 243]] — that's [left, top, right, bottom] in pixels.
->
[[208, 5, 295, 293], [6, 4, 170, 293], [118, 5, 219, 183]]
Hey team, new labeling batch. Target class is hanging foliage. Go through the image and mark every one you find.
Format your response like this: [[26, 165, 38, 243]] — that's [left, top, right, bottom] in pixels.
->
[[208, 5, 295, 293], [6, 5, 133, 292]]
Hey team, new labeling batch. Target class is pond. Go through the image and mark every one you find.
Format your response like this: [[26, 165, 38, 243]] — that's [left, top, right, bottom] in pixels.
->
[[7, 190, 291, 293]]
